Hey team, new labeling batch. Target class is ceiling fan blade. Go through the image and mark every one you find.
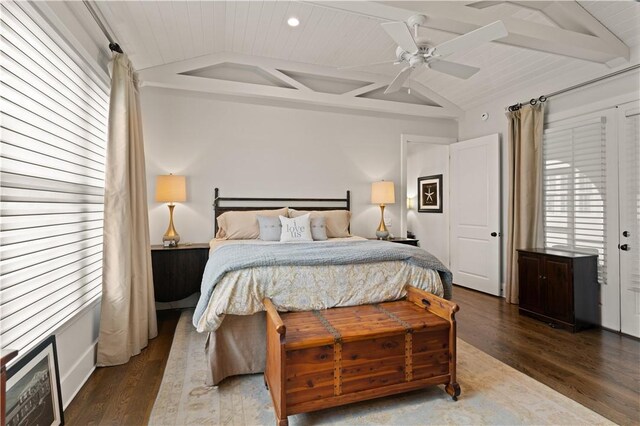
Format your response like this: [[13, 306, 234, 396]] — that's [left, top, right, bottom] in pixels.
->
[[384, 66, 414, 94], [381, 21, 419, 54], [338, 60, 398, 70], [434, 20, 508, 57], [429, 60, 480, 79]]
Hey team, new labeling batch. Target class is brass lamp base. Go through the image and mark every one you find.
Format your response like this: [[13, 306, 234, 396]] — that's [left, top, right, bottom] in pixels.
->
[[163, 204, 180, 247], [376, 204, 389, 240]]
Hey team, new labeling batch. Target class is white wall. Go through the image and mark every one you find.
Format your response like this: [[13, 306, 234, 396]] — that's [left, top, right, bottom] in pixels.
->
[[458, 69, 640, 294], [141, 87, 458, 244], [406, 143, 450, 266]]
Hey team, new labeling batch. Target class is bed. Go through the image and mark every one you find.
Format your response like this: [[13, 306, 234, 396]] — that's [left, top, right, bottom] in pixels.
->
[[195, 189, 453, 385]]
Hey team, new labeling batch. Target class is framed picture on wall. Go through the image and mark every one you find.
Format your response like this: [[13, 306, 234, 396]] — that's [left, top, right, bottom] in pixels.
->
[[418, 174, 443, 213], [5, 336, 64, 426]]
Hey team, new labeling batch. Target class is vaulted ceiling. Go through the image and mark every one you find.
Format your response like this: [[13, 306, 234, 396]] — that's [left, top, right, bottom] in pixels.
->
[[85, 1, 640, 115]]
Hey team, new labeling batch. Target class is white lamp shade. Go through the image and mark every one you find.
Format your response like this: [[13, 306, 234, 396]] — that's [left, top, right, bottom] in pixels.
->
[[156, 175, 186, 203], [371, 181, 395, 204]]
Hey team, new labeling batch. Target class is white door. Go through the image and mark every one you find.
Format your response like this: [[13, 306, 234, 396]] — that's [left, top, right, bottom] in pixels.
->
[[619, 104, 640, 337], [450, 134, 501, 295]]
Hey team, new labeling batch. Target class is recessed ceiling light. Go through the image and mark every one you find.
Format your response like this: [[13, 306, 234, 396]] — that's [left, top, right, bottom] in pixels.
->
[[287, 17, 300, 27]]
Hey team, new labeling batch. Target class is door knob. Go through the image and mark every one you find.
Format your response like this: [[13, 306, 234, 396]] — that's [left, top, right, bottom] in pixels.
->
[[620, 244, 630, 251], [491, 232, 498, 237], [623, 231, 630, 238]]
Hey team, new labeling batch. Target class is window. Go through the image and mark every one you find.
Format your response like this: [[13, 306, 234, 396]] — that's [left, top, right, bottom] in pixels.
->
[[0, 2, 108, 354], [543, 117, 607, 284]]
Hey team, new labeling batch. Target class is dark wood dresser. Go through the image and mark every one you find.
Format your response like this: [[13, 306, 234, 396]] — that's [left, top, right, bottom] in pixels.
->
[[517, 248, 599, 332], [151, 243, 209, 302]]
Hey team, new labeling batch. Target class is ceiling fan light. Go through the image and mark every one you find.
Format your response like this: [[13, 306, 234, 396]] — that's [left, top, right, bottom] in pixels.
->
[[287, 17, 300, 27]]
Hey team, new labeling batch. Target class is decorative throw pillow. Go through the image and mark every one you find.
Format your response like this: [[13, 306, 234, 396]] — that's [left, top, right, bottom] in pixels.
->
[[310, 216, 328, 241], [289, 209, 351, 238], [215, 207, 288, 239], [257, 215, 282, 241], [279, 214, 313, 242]]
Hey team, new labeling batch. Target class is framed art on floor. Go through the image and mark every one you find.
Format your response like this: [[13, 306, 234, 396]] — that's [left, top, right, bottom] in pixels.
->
[[418, 174, 443, 213], [5, 336, 64, 426]]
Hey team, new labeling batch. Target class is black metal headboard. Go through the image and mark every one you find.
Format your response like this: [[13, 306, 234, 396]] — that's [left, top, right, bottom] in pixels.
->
[[213, 188, 351, 235]]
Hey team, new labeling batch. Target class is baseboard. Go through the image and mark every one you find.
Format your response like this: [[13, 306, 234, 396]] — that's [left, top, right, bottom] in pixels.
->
[[62, 365, 96, 410], [61, 338, 98, 409]]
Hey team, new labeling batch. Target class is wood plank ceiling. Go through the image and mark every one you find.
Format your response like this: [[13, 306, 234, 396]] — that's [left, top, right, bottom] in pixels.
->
[[89, 1, 640, 111]]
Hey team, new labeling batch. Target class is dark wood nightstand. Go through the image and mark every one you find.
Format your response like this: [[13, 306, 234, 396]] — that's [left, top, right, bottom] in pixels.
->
[[151, 243, 209, 302], [368, 237, 420, 247]]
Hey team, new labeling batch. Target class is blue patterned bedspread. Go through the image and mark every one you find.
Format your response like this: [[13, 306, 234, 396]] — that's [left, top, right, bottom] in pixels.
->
[[193, 240, 452, 327]]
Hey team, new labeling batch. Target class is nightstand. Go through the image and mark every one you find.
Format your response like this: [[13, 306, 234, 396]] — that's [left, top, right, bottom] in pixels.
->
[[368, 238, 420, 247], [150, 243, 209, 302]]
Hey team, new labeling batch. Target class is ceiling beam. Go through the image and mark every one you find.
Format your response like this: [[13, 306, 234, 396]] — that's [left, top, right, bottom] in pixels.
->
[[465, 1, 507, 9], [138, 52, 462, 119], [539, 1, 630, 68], [309, 1, 629, 66], [261, 67, 312, 92], [507, 2, 554, 11], [407, 79, 461, 113], [341, 82, 386, 98], [461, 1, 630, 68]]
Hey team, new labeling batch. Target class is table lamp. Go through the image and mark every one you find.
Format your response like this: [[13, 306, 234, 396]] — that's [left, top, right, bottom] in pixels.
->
[[156, 174, 186, 247], [371, 180, 395, 239]]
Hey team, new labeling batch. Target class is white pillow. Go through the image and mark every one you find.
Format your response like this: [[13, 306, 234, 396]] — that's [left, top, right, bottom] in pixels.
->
[[279, 214, 313, 242]]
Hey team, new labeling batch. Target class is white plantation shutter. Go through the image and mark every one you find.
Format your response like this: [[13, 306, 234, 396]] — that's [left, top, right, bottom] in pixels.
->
[[0, 1, 108, 353], [543, 117, 607, 284]]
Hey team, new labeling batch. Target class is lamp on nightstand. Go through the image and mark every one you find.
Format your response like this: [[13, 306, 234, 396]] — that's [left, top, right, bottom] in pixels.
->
[[371, 180, 395, 240], [156, 174, 186, 247]]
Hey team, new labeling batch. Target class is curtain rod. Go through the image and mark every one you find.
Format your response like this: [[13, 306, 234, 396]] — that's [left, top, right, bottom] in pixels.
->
[[82, 1, 123, 54], [507, 63, 640, 111]]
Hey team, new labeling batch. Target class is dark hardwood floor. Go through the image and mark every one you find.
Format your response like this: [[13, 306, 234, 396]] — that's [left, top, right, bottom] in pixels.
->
[[454, 285, 639, 425], [64, 310, 181, 425], [65, 287, 639, 425]]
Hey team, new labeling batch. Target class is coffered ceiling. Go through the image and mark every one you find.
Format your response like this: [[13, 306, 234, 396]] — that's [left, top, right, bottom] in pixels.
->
[[77, 1, 640, 116]]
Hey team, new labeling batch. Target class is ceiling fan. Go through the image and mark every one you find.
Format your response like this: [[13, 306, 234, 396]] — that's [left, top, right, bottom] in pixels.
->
[[343, 15, 508, 94]]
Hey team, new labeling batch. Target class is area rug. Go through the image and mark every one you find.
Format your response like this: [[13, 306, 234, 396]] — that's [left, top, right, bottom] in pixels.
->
[[149, 310, 612, 426]]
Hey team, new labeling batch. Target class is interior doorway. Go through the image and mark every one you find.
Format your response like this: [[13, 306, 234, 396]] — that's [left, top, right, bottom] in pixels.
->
[[400, 135, 455, 268], [402, 133, 502, 296]]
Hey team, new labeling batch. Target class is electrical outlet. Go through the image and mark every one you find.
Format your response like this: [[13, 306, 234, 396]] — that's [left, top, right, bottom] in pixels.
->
[[384, 217, 392, 227]]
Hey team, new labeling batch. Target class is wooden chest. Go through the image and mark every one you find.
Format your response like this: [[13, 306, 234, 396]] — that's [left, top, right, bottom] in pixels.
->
[[264, 285, 460, 425]]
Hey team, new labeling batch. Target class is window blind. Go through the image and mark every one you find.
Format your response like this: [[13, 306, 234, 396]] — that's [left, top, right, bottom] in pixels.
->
[[543, 117, 607, 284], [0, 1, 108, 354]]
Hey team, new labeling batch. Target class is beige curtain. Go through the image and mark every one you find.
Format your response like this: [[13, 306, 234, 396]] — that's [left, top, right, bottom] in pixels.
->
[[505, 103, 545, 304], [97, 53, 158, 366]]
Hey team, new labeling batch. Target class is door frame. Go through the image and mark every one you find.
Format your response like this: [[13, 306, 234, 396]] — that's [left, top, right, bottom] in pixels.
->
[[617, 100, 640, 336], [400, 134, 456, 240]]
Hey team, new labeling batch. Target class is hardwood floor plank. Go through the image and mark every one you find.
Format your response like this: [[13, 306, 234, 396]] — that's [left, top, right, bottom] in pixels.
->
[[454, 285, 640, 425], [65, 289, 639, 425], [64, 310, 181, 426]]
